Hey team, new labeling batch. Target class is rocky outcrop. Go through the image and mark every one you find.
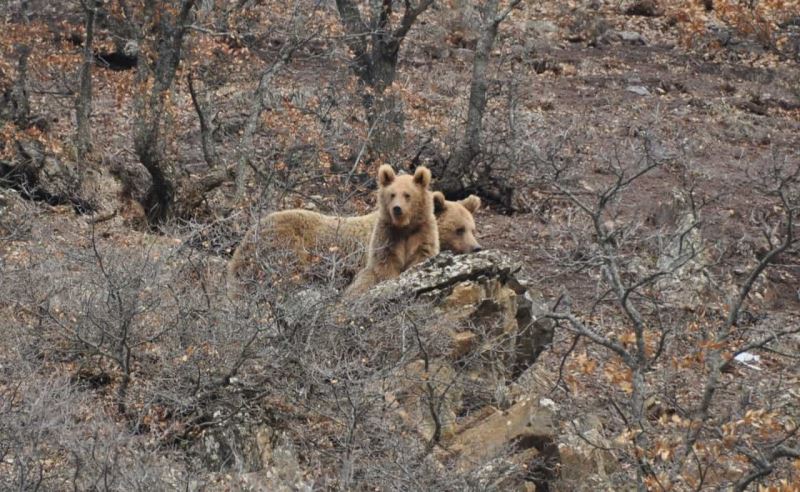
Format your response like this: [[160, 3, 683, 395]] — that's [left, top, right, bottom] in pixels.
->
[[360, 250, 554, 383], [445, 396, 558, 481], [349, 250, 559, 489]]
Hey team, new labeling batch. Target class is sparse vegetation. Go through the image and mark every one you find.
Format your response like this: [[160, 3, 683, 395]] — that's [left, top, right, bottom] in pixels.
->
[[1, 0, 798, 490]]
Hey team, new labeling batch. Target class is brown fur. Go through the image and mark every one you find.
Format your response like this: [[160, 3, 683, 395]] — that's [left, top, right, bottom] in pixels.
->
[[432, 192, 482, 254], [345, 165, 439, 297], [228, 209, 377, 285], [228, 193, 482, 287]]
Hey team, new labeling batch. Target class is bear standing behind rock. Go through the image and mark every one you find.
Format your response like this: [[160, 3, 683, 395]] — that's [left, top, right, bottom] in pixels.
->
[[345, 165, 439, 297], [432, 191, 482, 255]]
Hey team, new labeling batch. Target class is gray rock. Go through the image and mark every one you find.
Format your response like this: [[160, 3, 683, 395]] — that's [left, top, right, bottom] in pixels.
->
[[619, 30, 647, 44], [626, 85, 651, 96], [625, 0, 661, 17], [452, 48, 474, 63], [8, 139, 83, 205], [361, 250, 522, 302], [524, 37, 551, 55], [420, 24, 451, 60], [527, 20, 560, 37], [604, 30, 647, 45], [200, 421, 273, 473], [351, 250, 554, 385]]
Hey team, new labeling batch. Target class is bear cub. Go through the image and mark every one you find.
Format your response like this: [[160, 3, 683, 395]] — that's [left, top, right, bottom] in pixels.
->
[[345, 165, 439, 296]]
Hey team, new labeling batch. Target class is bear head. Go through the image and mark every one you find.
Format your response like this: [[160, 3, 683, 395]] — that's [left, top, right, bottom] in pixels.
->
[[433, 191, 482, 254], [377, 165, 433, 229]]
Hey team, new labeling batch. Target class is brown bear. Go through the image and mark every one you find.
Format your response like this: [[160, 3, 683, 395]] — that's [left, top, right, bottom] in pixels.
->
[[228, 190, 482, 287], [345, 165, 439, 297], [432, 191, 482, 255]]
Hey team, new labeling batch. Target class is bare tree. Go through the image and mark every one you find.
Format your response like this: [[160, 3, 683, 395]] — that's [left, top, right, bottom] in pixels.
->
[[126, 0, 196, 224], [233, 49, 292, 199], [440, 0, 521, 193], [186, 72, 219, 170], [335, 0, 434, 158], [75, 0, 96, 160]]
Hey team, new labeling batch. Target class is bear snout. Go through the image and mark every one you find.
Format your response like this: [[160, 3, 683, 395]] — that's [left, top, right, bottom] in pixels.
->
[[392, 205, 403, 217], [472, 245, 483, 253]]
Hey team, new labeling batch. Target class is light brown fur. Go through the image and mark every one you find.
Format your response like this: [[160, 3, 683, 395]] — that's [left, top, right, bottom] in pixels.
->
[[228, 192, 481, 287], [345, 165, 439, 297], [228, 209, 377, 285], [432, 192, 482, 254]]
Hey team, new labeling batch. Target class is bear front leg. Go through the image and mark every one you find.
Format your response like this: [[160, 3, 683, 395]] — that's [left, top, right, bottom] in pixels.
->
[[344, 259, 403, 298], [405, 238, 439, 270], [344, 267, 376, 297]]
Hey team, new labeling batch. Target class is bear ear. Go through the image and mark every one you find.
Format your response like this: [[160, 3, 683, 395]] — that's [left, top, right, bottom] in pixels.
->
[[413, 166, 432, 188], [378, 165, 395, 187], [460, 195, 481, 213], [432, 191, 447, 216]]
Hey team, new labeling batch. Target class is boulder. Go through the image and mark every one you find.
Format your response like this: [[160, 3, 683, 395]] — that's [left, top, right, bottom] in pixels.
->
[[386, 359, 463, 441], [200, 419, 274, 473], [527, 20, 560, 38], [624, 0, 662, 17], [654, 189, 710, 309], [556, 415, 620, 490], [445, 396, 559, 489], [361, 251, 554, 384]]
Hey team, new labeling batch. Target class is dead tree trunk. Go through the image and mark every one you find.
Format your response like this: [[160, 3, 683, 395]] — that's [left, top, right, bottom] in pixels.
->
[[1, 45, 31, 128], [129, 0, 196, 225], [187, 72, 219, 169], [438, 0, 521, 203], [75, 0, 96, 160], [335, 0, 433, 159]]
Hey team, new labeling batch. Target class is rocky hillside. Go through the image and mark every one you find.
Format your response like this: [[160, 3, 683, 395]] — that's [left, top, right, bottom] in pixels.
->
[[2, 0, 799, 490]]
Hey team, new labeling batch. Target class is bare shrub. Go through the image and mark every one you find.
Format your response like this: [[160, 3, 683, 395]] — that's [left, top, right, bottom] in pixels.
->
[[528, 126, 799, 490]]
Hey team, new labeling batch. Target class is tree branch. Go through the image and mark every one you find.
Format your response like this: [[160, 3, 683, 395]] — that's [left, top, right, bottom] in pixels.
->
[[392, 0, 434, 43], [544, 313, 635, 366], [335, 0, 370, 63]]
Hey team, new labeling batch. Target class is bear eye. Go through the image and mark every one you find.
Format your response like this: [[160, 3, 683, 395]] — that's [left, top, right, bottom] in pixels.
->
[[456, 227, 466, 235], [403, 192, 410, 199], [390, 193, 396, 199]]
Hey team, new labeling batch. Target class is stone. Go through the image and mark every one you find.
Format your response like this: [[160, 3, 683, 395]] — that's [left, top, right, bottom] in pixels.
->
[[654, 189, 710, 309], [527, 20, 560, 38], [361, 250, 523, 303], [350, 251, 555, 410], [3, 139, 85, 210], [200, 421, 274, 473], [451, 330, 478, 359], [602, 30, 647, 45], [619, 31, 647, 44], [556, 415, 619, 490], [446, 397, 557, 471], [624, 0, 662, 17], [388, 359, 463, 441], [342, 250, 561, 488], [452, 48, 475, 63], [626, 85, 651, 96]]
